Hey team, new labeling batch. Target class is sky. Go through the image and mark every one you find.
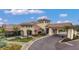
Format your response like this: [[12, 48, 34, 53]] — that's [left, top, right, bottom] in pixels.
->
[[0, 9, 79, 25]]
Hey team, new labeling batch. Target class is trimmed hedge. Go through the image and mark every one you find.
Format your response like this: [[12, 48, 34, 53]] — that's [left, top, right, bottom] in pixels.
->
[[8, 37, 33, 42]]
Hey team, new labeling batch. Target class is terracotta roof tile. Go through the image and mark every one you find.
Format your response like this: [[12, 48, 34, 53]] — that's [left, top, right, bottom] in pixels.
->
[[46, 23, 73, 28]]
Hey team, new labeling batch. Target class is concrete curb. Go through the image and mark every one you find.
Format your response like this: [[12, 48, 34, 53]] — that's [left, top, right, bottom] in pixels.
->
[[21, 35, 50, 50]]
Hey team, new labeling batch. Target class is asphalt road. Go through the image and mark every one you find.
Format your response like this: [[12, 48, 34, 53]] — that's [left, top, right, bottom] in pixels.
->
[[28, 35, 64, 50]]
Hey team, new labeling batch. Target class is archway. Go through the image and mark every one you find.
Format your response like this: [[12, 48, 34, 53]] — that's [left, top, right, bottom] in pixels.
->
[[46, 28, 49, 34], [53, 28, 57, 34], [20, 30, 24, 36], [27, 30, 32, 36]]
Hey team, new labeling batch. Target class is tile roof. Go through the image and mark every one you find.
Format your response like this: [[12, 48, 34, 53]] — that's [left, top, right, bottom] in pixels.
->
[[2, 24, 21, 31], [20, 21, 38, 26], [46, 23, 73, 28], [38, 19, 50, 22]]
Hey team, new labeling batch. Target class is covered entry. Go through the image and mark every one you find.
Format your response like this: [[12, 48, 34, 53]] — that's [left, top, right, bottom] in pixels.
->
[[46, 23, 74, 39]]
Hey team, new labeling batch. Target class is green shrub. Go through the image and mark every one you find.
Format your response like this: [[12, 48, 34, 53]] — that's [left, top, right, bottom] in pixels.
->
[[8, 37, 32, 42], [32, 34, 38, 37], [15, 36, 21, 39], [0, 43, 22, 50], [0, 42, 6, 48], [73, 35, 79, 40]]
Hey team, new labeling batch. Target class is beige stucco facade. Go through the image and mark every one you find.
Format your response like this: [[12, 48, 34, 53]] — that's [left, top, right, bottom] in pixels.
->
[[20, 25, 35, 36], [20, 18, 77, 39], [37, 22, 49, 29]]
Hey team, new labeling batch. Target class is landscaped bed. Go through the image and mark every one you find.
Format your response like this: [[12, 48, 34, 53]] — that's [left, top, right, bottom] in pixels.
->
[[32, 33, 46, 38], [8, 37, 33, 42], [0, 43, 22, 50], [61, 38, 72, 42], [61, 36, 79, 42]]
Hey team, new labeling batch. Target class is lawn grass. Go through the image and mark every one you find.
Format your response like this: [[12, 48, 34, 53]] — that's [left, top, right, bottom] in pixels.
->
[[8, 37, 33, 42]]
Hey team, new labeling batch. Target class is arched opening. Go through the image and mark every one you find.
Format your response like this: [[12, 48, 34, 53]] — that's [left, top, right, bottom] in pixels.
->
[[38, 28, 45, 35], [46, 28, 49, 34], [53, 28, 57, 34], [21, 30, 24, 36], [27, 30, 32, 36]]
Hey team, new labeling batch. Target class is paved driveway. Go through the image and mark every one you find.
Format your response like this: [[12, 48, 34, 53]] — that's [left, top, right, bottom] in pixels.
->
[[28, 35, 64, 50], [61, 40, 79, 50], [28, 35, 79, 50]]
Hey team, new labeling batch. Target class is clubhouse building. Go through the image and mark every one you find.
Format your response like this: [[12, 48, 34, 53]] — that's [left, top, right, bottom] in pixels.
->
[[2, 17, 77, 39]]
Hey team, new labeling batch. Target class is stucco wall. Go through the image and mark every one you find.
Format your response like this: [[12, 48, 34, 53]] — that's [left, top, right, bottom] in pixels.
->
[[20, 26, 35, 36]]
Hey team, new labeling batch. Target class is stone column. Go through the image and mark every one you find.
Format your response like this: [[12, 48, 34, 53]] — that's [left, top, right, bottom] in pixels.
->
[[48, 28, 53, 35], [32, 29, 35, 35], [74, 30, 77, 36], [43, 28, 47, 34], [67, 29, 74, 39], [71, 29, 74, 39], [23, 29, 27, 36], [20, 28, 24, 36], [22, 27, 27, 37], [57, 29, 59, 34], [20, 27, 27, 37], [20, 30, 24, 36]]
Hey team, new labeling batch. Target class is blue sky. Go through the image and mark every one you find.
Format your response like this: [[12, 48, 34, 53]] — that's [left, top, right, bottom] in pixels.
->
[[0, 9, 79, 25]]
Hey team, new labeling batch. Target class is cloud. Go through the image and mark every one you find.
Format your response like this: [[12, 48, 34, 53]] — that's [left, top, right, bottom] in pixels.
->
[[37, 16, 48, 19], [0, 22, 4, 24], [0, 18, 2, 21], [63, 20, 71, 23], [0, 18, 8, 25], [4, 9, 44, 15], [28, 10, 44, 14], [57, 20, 71, 23], [59, 14, 68, 17], [30, 17, 34, 19], [3, 19, 8, 22], [56, 21, 62, 23]]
